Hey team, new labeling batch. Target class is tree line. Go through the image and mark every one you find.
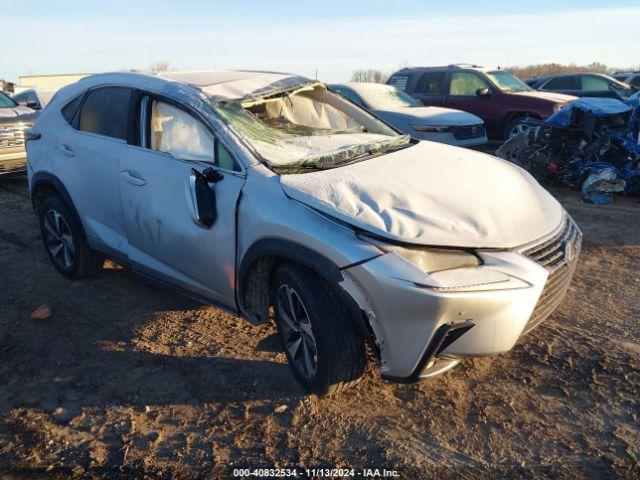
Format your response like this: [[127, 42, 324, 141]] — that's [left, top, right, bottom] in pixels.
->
[[350, 62, 639, 83]]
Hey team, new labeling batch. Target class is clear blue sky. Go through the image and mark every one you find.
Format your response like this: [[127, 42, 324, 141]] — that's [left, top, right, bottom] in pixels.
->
[[2, 0, 639, 83]]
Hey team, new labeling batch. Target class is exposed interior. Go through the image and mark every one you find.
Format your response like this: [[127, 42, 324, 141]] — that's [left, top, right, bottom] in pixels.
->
[[212, 83, 409, 171]]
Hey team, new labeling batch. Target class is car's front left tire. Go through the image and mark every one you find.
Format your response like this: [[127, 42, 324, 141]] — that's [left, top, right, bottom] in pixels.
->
[[38, 195, 103, 279], [272, 263, 366, 396]]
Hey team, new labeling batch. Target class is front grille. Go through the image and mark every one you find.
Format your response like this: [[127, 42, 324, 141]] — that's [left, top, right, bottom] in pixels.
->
[[0, 123, 30, 150], [522, 217, 582, 333], [453, 124, 486, 140]]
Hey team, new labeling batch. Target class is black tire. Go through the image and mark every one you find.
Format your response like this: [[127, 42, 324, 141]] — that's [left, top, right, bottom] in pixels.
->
[[503, 115, 531, 140], [272, 263, 365, 395], [39, 195, 102, 279]]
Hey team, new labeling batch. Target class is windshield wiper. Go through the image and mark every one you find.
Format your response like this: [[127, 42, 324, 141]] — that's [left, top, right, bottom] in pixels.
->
[[317, 141, 412, 170]]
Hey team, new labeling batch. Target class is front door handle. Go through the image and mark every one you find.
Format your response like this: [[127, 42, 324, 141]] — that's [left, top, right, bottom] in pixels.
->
[[120, 170, 146, 186], [58, 144, 75, 157]]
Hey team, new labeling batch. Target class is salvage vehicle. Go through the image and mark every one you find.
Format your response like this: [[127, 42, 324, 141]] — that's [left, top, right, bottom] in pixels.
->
[[0, 90, 39, 175], [26, 71, 582, 394], [387, 64, 575, 140], [330, 82, 487, 147], [525, 73, 635, 101], [497, 97, 640, 204]]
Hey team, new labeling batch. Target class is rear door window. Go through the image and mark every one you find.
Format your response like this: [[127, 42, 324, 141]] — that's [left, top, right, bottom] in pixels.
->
[[417, 72, 446, 94], [580, 75, 609, 91], [78, 87, 138, 144], [448, 72, 489, 96], [61, 95, 84, 124], [542, 76, 577, 90]]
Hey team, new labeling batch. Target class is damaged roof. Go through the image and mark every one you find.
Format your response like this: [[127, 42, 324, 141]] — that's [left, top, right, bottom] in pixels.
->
[[156, 70, 313, 102]]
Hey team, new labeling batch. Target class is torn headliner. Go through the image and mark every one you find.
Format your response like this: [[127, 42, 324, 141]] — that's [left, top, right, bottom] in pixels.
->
[[158, 70, 315, 102]]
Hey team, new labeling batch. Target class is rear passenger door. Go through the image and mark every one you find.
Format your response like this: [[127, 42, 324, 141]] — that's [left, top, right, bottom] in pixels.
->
[[118, 95, 246, 306], [411, 71, 446, 106], [57, 86, 138, 259]]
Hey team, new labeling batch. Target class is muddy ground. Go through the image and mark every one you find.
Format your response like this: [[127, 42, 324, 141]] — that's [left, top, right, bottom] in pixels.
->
[[0, 175, 638, 479]]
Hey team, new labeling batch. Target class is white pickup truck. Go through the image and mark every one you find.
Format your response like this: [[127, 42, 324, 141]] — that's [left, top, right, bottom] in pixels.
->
[[0, 90, 39, 175]]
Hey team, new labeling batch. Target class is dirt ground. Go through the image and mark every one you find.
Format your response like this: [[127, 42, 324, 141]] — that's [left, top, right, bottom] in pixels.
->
[[0, 175, 638, 479]]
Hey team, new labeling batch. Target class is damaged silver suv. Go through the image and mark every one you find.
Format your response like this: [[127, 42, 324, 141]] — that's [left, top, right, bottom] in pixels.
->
[[26, 71, 582, 394]]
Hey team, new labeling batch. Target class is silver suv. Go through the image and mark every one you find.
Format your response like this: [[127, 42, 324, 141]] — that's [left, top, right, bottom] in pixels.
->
[[26, 71, 582, 394]]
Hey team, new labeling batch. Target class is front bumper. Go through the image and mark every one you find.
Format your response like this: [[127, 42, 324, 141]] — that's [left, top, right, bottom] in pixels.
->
[[341, 215, 581, 380], [0, 147, 27, 175]]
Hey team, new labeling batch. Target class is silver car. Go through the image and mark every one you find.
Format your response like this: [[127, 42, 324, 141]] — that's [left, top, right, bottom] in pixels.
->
[[26, 71, 581, 395], [331, 82, 487, 147]]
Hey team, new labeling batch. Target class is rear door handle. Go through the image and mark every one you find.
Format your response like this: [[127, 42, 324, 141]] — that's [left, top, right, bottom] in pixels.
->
[[120, 170, 146, 186], [58, 144, 75, 157]]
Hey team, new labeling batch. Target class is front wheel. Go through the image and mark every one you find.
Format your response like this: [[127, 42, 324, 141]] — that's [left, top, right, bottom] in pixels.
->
[[504, 115, 532, 140], [272, 263, 365, 395]]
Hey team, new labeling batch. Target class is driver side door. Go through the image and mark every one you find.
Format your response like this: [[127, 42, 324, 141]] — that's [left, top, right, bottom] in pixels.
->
[[118, 95, 245, 307], [443, 71, 496, 125]]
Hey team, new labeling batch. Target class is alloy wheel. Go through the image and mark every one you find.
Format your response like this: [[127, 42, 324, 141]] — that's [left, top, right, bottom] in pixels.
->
[[277, 284, 318, 379], [43, 209, 75, 270], [509, 122, 530, 139]]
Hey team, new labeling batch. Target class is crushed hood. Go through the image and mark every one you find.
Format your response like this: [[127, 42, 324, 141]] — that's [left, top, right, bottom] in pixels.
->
[[511, 90, 576, 104], [373, 106, 482, 126], [280, 141, 563, 248]]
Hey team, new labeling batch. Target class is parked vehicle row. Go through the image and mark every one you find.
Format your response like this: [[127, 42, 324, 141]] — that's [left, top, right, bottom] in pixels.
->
[[525, 73, 635, 101], [330, 82, 487, 147], [24, 70, 582, 395], [387, 64, 574, 140]]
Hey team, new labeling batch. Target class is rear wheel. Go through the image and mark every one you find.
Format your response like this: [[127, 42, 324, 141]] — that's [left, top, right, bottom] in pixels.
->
[[39, 196, 102, 279], [272, 263, 365, 395]]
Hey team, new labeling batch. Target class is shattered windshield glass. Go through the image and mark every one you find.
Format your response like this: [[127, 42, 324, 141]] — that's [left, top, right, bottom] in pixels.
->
[[360, 86, 421, 110], [486, 71, 532, 92], [212, 82, 410, 173]]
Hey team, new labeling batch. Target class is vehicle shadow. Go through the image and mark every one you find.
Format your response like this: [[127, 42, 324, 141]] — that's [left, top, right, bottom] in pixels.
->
[[0, 199, 306, 416]]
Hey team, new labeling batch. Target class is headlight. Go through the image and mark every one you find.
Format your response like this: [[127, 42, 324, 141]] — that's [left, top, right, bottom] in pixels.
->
[[375, 243, 481, 273], [412, 124, 452, 133], [362, 236, 530, 291]]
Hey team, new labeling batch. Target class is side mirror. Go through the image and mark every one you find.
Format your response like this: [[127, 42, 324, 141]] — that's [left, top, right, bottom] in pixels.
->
[[476, 87, 491, 97], [26, 100, 41, 110], [189, 168, 223, 228]]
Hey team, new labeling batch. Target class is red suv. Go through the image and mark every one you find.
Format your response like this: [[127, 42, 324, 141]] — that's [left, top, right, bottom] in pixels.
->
[[388, 64, 575, 140]]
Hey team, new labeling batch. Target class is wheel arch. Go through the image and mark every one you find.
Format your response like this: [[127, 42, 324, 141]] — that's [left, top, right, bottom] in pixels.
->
[[31, 171, 90, 243], [503, 110, 541, 127], [237, 238, 375, 347]]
